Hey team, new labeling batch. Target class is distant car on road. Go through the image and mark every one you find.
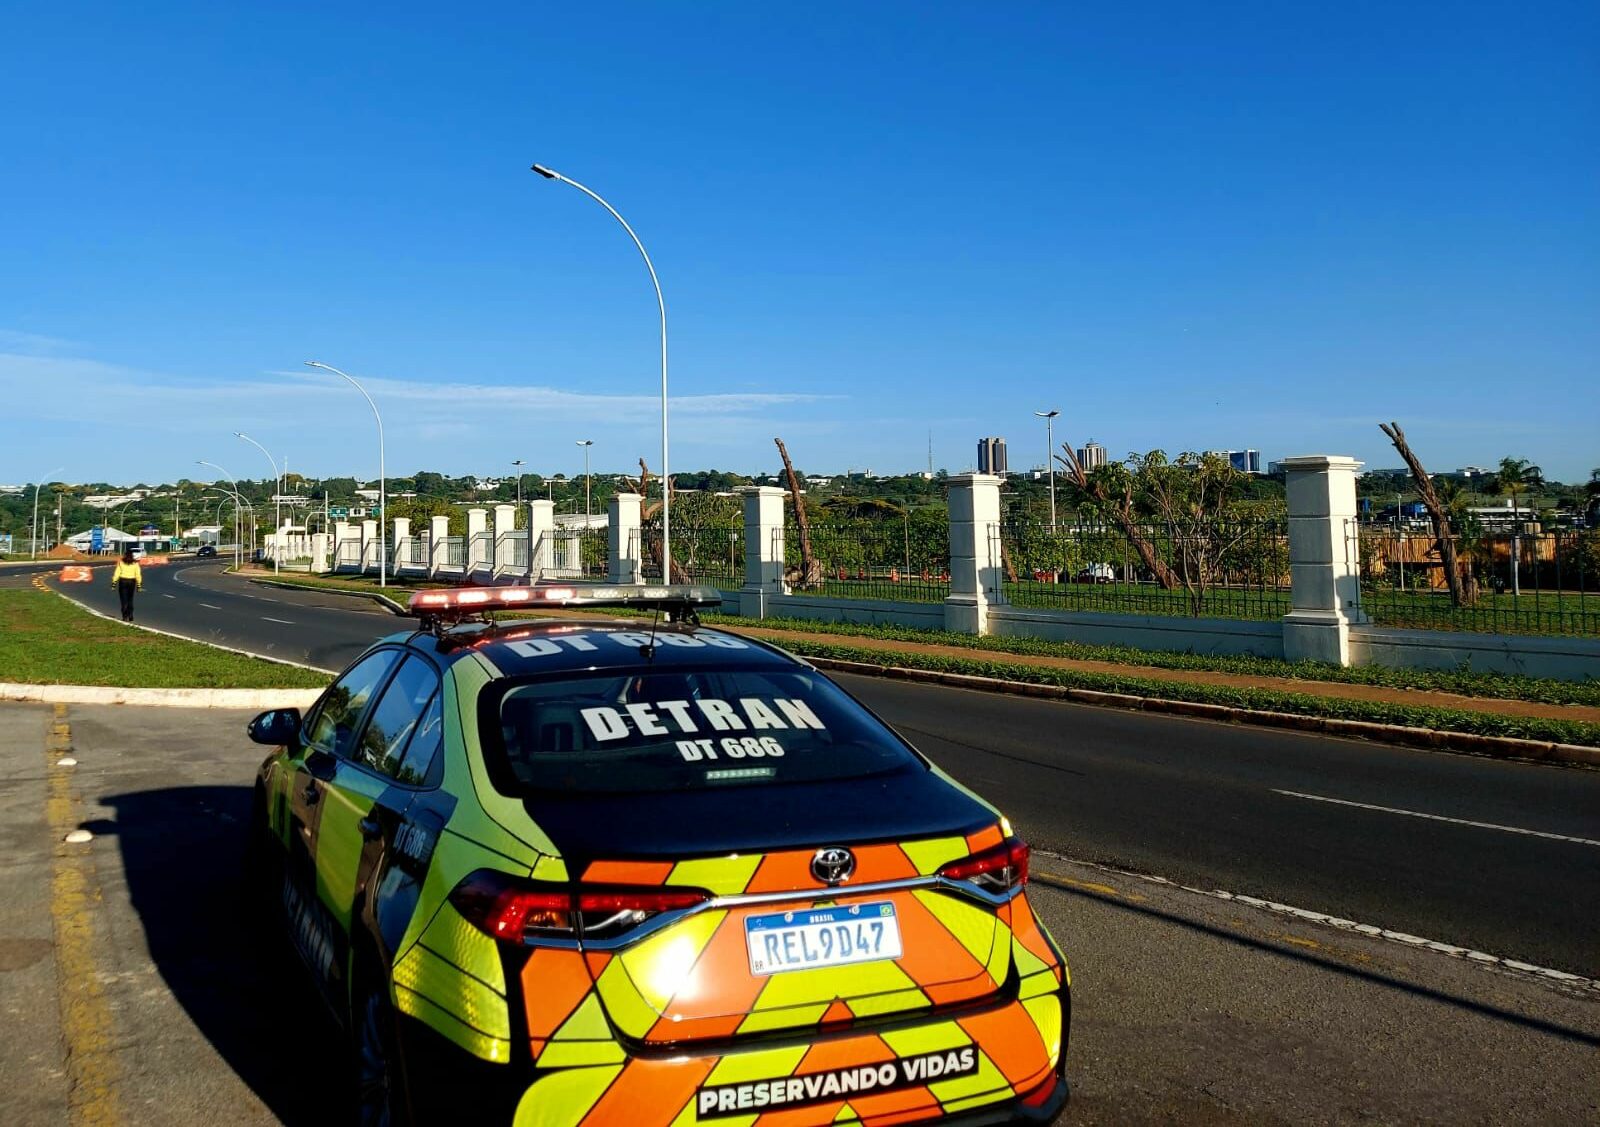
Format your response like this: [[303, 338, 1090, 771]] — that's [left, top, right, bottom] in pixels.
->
[[246, 584, 1070, 1126], [1074, 563, 1115, 584], [196, 545, 218, 558]]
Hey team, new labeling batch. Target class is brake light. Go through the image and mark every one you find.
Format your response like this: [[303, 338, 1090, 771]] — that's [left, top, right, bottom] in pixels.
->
[[938, 837, 1029, 893], [449, 871, 710, 941]]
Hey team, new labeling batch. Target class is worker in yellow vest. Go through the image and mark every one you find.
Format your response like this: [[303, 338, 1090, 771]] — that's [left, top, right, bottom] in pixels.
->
[[110, 548, 143, 622]]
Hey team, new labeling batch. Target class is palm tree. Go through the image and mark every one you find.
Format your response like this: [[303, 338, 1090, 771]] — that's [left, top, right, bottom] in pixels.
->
[[1493, 457, 1544, 530]]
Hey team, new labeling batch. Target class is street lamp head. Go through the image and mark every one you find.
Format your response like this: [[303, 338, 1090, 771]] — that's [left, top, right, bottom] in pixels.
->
[[577, 439, 593, 448], [530, 163, 559, 180], [1035, 410, 1060, 420]]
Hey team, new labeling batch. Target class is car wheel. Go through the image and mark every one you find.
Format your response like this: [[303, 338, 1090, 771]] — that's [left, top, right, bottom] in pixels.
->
[[355, 974, 411, 1127]]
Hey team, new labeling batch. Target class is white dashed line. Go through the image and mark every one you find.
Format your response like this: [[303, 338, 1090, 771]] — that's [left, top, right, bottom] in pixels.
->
[[1272, 789, 1600, 848], [1033, 849, 1600, 993], [162, 594, 175, 599], [198, 602, 221, 610], [261, 616, 295, 625]]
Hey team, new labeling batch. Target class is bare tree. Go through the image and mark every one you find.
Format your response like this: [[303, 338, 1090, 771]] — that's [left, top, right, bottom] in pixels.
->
[[1379, 421, 1467, 605], [775, 438, 822, 588]]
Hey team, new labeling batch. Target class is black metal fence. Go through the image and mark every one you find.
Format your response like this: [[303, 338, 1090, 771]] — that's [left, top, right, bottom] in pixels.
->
[[780, 516, 950, 603], [1352, 524, 1600, 636], [638, 518, 744, 587], [997, 518, 1293, 621]]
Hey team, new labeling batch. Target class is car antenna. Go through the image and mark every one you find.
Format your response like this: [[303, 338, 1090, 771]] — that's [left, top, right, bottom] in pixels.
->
[[640, 603, 662, 661]]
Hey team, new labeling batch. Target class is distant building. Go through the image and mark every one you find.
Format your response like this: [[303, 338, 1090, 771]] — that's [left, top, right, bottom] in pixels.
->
[[1076, 442, 1108, 471], [1205, 449, 1262, 474], [976, 437, 1009, 476]]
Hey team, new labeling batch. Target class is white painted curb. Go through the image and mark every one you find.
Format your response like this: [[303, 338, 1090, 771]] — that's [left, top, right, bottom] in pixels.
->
[[0, 684, 323, 709]]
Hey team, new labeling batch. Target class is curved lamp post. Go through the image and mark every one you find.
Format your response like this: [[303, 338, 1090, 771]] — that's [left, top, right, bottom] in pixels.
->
[[306, 361, 386, 587], [197, 460, 246, 569], [235, 432, 282, 575], [1034, 410, 1059, 532], [30, 465, 64, 559], [531, 163, 671, 580], [511, 459, 526, 506]]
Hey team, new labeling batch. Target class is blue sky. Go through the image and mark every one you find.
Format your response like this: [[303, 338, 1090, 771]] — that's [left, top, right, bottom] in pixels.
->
[[2, 1, 1596, 487]]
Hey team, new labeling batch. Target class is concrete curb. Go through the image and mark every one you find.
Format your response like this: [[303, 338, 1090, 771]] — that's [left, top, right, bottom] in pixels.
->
[[0, 683, 324, 709], [245, 575, 409, 615], [805, 656, 1600, 769]]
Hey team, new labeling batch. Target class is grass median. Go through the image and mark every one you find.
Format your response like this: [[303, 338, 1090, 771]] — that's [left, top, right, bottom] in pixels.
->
[[0, 587, 329, 689], [780, 638, 1600, 749]]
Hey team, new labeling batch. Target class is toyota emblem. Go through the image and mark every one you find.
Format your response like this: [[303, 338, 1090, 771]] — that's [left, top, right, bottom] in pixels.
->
[[810, 847, 856, 885]]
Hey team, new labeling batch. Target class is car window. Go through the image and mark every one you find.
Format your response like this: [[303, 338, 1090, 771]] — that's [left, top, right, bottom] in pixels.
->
[[354, 655, 440, 778], [304, 650, 402, 759], [395, 691, 444, 787], [483, 667, 918, 795]]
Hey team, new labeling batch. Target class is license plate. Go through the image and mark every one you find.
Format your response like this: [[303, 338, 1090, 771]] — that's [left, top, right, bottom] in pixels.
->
[[744, 900, 902, 976]]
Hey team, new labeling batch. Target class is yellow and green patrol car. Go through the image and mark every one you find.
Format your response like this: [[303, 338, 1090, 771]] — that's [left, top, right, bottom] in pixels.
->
[[246, 585, 1070, 1126]]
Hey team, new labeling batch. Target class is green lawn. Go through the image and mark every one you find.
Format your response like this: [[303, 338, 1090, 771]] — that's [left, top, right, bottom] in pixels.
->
[[0, 588, 329, 688]]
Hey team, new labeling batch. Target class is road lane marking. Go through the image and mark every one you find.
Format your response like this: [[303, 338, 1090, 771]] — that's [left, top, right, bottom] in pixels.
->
[[45, 705, 124, 1124], [162, 593, 175, 599], [1272, 789, 1600, 848], [198, 602, 221, 610], [1033, 850, 1600, 993], [261, 616, 295, 625]]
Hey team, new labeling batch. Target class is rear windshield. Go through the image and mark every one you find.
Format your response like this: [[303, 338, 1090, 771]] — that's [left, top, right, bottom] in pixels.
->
[[483, 667, 921, 794]]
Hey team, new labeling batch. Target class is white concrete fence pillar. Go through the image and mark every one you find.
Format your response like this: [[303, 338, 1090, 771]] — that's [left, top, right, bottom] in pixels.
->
[[428, 515, 449, 577], [392, 517, 411, 572], [361, 519, 378, 574], [739, 486, 788, 618], [466, 507, 488, 577], [527, 500, 555, 580], [493, 504, 517, 575], [311, 532, 330, 573], [333, 520, 352, 569], [945, 473, 1005, 635], [1282, 455, 1368, 664], [609, 493, 643, 585]]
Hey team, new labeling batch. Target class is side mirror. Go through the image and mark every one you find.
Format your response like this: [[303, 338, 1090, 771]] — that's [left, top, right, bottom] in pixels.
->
[[248, 708, 302, 746]]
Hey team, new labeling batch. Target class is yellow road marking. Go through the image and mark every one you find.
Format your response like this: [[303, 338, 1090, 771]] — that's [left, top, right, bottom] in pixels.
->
[[1032, 870, 1145, 902], [46, 703, 122, 1126]]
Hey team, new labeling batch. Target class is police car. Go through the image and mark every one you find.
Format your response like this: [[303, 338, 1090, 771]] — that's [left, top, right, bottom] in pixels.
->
[[246, 584, 1070, 1126]]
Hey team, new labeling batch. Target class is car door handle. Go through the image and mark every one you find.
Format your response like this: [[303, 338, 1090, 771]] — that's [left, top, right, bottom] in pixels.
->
[[358, 817, 382, 840]]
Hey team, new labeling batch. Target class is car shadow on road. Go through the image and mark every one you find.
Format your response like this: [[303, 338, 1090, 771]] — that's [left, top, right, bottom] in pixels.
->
[[1040, 876, 1600, 1048], [91, 785, 355, 1125]]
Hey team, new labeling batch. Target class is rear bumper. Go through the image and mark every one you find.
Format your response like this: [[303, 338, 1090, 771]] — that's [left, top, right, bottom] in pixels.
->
[[397, 982, 1068, 1126]]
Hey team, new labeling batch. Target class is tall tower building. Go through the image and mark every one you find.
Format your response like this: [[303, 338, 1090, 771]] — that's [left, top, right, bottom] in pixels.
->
[[1077, 441, 1108, 470], [977, 437, 1009, 476]]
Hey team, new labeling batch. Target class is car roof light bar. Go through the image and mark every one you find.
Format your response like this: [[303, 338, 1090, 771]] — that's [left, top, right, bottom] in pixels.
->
[[409, 583, 724, 630]]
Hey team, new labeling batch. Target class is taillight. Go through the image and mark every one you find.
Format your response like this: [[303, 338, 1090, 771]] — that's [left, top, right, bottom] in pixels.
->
[[938, 837, 1029, 894], [449, 871, 710, 942]]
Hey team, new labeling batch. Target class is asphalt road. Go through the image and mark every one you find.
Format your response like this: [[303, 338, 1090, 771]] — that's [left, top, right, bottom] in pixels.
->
[[3, 703, 1596, 1125], [46, 561, 1600, 977], [52, 557, 396, 671]]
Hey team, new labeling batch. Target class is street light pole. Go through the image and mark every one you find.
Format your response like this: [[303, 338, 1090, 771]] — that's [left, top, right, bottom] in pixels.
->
[[306, 362, 386, 588], [30, 466, 64, 559], [576, 440, 593, 523], [532, 163, 671, 580], [197, 461, 245, 570], [1034, 410, 1059, 532], [512, 460, 526, 506], [235, 432, 282, 576]]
